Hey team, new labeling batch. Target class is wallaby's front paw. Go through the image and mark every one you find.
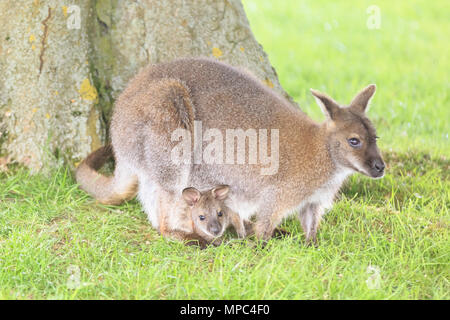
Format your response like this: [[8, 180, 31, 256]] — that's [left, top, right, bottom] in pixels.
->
[[185, 239, 208, 249], [211, 238, 223, 247]]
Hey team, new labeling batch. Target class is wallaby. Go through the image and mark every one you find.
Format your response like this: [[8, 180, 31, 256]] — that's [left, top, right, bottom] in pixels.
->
[[76, 57, 385, 246], [159, 185, 246, 248]]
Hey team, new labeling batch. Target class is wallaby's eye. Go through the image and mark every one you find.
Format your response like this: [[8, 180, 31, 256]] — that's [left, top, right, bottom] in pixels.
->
[[217, 211, 223, 217], [348, 138, 362, 148], [199, 215, 206, 221]]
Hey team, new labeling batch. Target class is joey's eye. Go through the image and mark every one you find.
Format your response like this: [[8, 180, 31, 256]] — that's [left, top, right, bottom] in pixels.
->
[[217, 211, 223, 217], [348, 138, 361, 148], [199, 215, 206, 221]]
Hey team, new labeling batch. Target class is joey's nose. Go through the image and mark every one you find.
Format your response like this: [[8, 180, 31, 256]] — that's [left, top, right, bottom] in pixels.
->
[[210, 225, 221, 235]]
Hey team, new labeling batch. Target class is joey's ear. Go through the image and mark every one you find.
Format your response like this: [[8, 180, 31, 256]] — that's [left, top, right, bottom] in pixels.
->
[[182, 187, 201, 206], [310, 89, 340, 120], [349, 84, 376, 113], [212, 185, 229, 200]]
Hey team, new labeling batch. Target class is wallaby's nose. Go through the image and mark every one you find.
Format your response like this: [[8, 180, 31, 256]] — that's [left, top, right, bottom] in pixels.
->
[[372, 159, 385, 173], [210, 225, 221, 235]]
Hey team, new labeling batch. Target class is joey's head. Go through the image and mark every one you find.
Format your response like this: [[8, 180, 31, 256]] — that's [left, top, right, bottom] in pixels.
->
[[181, 185, 230, 240], [311, 84, 385, 179]]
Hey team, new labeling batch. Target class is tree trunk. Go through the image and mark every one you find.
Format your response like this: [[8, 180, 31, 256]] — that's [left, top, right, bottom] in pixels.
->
[[0, 0, 290, 171]]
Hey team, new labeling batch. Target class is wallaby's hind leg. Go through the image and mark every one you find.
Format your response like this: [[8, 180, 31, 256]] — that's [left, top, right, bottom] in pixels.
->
[[227, 209, 246, 239], [253, 208, 285, 242], [137, 178, 160, 229], [298, 203, 322, 246]]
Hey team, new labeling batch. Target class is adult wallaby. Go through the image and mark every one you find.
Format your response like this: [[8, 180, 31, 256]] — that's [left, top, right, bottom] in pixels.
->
[[76, 58, 385, 245]]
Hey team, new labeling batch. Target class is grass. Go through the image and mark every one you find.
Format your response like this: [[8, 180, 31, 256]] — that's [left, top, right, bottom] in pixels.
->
[[0, 0, 448, 299]]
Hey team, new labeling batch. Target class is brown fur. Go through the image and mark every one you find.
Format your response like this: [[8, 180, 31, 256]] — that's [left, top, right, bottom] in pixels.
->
[[76, 58, 385, 245], [158, 185, 246, 248]]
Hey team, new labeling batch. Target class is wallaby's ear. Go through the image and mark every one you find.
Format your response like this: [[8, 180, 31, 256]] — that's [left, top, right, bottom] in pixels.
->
[[212, 185, 229, 200], [349, 84, 376, 113], [310, 89, 340, 120], [182, 187, 201, 206]]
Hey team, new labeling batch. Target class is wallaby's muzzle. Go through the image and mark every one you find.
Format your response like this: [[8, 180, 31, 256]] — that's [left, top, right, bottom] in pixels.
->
[[208, 221, 223, 236]]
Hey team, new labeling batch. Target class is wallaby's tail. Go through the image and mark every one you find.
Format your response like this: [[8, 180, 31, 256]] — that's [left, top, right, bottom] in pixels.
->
[[75, 145, 137, 205]]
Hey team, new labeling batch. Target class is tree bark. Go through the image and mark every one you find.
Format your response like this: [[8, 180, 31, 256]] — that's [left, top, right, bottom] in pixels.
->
[[0, 0, 289, 170]]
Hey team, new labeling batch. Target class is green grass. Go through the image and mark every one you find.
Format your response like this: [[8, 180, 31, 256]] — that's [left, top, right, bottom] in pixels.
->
[[0, 0, 448, 299], [244, 0, 450, 157]]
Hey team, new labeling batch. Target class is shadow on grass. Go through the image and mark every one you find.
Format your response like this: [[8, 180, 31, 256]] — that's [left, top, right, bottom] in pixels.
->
[[341, 150, 448, 209]]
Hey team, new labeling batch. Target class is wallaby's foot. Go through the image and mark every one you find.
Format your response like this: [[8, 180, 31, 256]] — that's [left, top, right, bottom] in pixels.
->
[[304, 235, 318, 248], [272, 227, 291, 239]]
